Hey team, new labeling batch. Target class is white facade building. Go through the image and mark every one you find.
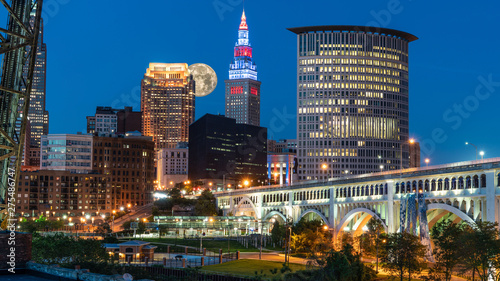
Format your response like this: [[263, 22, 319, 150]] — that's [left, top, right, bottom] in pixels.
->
[[157, 145, 189, 189], [95, 112, 117, 135]]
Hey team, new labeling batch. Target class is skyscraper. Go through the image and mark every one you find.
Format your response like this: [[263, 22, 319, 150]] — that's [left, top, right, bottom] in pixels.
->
[[25, 15, 48, 148], [188, 114, 267, 185], [288, 26, 417, 180], [225, 10, 261, 126], [141, 63, 195, 151]]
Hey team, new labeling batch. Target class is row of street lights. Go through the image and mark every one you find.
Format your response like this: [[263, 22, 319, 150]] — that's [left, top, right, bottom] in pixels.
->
[[465, 142, 485, 160]]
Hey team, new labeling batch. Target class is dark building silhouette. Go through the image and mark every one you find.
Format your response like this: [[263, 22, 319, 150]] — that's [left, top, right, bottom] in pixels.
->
[[188, 114, 267, 186]]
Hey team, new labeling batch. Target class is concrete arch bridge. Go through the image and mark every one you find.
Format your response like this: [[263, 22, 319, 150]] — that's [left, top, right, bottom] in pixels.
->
[[215, 159, 500, 239]]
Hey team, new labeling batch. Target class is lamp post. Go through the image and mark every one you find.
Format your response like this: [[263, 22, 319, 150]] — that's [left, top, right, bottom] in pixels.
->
[[400, 138, 415, 171], [480, 151, 485, 160], [379, 165, 384, 173], [425, 158, 430, 167], [465, 142, 478, 161], [321, 163, 329, 181], [259, 220, 263, 260], [112, 210, 116, 232]]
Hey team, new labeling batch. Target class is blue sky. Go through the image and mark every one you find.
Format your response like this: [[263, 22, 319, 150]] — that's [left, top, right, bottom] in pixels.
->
[[41, 0, 499, 165]]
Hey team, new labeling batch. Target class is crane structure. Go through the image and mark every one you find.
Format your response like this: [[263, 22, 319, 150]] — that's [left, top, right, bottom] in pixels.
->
[[0, 0, 43, 226]]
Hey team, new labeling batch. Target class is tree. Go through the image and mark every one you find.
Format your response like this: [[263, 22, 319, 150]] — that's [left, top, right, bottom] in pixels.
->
[[430, 220, 465, 281], [292, 218, 323, 235], [169, 187, 182, 200], [194, 188, 218, 216], [95, 222, 112, 236], [458, 221, 500, 281], [365, 217, 385, 273], [290, 218, 333, 257], [151, 206, 160, 216], [284, 243, 376, 281], [121, 220, 146, 234], [32, 233, 109, 264], [270, 220, 286, 247], [381, 232, 427, 281], [19, 216, 64, 233]]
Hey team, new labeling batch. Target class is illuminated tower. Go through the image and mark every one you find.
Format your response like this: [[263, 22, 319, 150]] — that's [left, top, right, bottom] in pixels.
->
[[141, 63, 195, 151], [288, 25, 417, 180], [23, 15, 48, 148], [225, 10, 261, 126]]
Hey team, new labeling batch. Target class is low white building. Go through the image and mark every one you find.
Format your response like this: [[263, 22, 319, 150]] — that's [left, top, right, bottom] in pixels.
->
[[157, 143, 188, 189]]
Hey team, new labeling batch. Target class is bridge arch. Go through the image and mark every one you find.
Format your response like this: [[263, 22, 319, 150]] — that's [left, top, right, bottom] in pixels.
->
[[298, 209, 329, 225], [232, 196, 259, 218], [262, 210, 287, 223], [336, 208, 387, 236], [427, 203, 475, 230]]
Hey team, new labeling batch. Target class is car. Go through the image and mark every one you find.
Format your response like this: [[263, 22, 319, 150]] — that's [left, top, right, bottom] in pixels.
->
[[174, 255, 183, 260]]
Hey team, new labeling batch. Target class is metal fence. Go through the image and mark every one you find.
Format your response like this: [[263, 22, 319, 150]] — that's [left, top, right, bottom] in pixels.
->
[[118, 252, 238, 268]]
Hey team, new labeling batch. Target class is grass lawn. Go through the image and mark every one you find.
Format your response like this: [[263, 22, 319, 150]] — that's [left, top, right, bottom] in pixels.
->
[[120, 237, 265, 253], [201, 259, 306, 279]]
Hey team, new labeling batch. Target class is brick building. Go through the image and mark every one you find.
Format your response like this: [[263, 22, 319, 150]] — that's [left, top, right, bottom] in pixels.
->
[[92, 134, 155, 208]]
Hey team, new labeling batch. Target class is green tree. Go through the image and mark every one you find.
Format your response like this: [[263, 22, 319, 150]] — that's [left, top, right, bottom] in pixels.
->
[[151, 206, 160, 216], [19, 216, 64, 233], [32, 233, 109, 264], [458, 221, 500, 281], [430, 220, 465, 281], [121, 220, 146, 234], [154, 198, 173, 211], [270, 220, 286, 246], [365, 217, 385, 272], [290, 219, 332, 257], [169, 187, 182, 200], [381, 232, 427, 281], [194, 188, 218, 216], [95, 222, 112, 236], [284, 243, 376, 281], [292, 218, 323, 235]]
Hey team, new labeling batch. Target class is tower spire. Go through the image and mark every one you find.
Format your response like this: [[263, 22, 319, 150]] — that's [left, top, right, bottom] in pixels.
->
[[239, 9, 248, 30]]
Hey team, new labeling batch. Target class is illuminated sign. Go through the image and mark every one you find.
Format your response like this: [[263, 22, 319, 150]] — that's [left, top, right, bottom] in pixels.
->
[[231, 86, 244, 94], [234, 46, 252, 57], [250, 87, 258, 95]]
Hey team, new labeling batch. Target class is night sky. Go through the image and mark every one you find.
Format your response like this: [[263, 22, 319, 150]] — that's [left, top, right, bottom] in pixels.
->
[[39, 0, 499, 165]]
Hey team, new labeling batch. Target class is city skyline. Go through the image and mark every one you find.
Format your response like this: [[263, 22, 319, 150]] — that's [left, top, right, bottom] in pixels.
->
[[40, 0, 500, 165]]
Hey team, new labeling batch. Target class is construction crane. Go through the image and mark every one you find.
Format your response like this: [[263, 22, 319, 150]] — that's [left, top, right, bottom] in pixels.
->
[[0, 0, 43, 227]]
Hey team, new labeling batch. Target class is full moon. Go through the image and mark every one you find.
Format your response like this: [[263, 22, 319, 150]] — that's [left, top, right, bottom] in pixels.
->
[[188, 63, 217, 97]]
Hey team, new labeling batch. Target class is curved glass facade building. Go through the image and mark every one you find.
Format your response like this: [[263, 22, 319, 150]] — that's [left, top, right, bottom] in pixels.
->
[[288, 26, 417, 180]]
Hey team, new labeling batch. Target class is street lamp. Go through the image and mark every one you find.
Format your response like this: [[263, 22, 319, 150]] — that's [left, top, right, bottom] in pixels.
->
[[401, 138, 416, 170], [465, 142, 478, 161], [243, 180, 250, 187], [321, 163, 329, 180], [112, 210, 116, 232], [480, 151, 485, 160], [379, 165, 384, 173], [425, 158, 430, 167]]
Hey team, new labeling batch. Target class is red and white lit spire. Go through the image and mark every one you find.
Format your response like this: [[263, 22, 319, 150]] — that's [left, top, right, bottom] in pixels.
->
[[229, 9, 257, 80], [239, 10, 248, 30]]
